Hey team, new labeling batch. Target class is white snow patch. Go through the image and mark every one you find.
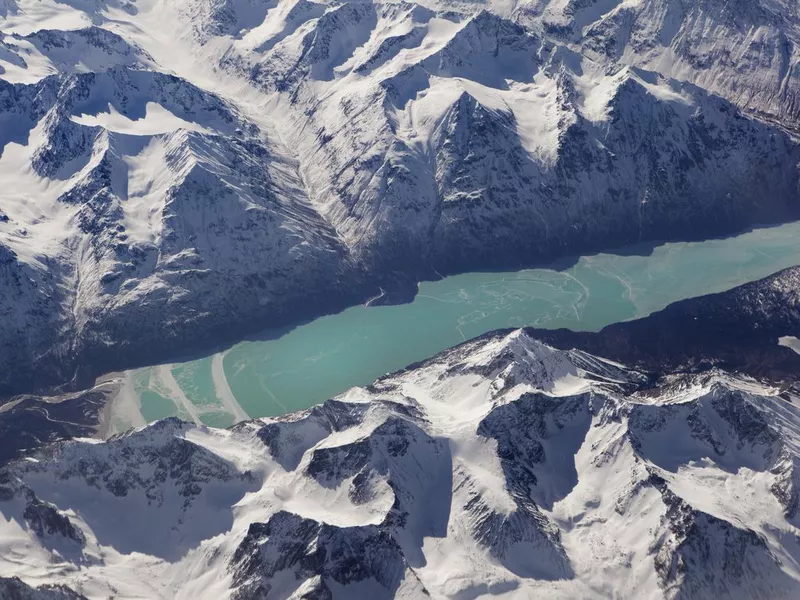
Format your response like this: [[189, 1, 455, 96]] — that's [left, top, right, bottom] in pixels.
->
[[779, 336, 800, 355], [71, 102, 211, 136]]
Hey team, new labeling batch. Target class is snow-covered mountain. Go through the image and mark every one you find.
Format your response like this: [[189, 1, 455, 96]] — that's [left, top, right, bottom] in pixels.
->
[[3, 0, 800, 396], [2, 325, 800, 599], [0, 576, 86, 599]]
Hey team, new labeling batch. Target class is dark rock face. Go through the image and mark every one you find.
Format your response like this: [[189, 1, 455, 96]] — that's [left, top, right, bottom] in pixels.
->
[[2, 417, 263, 562], [771, 453, 800, 522], [229, 511, 412, 600], [575, 0, 800, 129], [0, 239, 67, 401], [36, 419, 253, 508], [535, 266, 800, 380], [428, 73, 800, 276], [648, 474, 797, 599], [23, 497, 86, 546], [459, 477, 573, 581], [467, 392, 594, 580], [0, 68, 371, 399], [4, 3, 800, 404], [708, 390, 781, 455], [228, 402, 450, 596], [628, 386, 782, 473], [305, 439, 373, 486], [0, 389, 107, 465], [0, 577, 86, 600], [1, 314, 800, 596], [478, 392, 594, 505], [243, 400, 372, 471]]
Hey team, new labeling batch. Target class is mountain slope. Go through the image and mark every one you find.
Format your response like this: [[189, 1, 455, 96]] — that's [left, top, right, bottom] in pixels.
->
[[3, 0, 800, 395], [1, 323, 800, 598], [537, 265, 800, 379]]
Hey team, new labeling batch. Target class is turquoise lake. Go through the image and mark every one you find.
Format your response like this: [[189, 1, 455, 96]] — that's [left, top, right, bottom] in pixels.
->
[[107, 221, 800, 433]]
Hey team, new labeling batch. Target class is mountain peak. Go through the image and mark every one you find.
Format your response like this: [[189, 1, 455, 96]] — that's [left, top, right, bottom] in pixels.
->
[[5, 326, 800, 597]]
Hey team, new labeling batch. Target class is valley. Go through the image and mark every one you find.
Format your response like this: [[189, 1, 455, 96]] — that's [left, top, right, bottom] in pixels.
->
[[4, 0, 800, 400], [3, 1, 800, 597], [2, 267, 800, 598], [107, 218, 800, 431]]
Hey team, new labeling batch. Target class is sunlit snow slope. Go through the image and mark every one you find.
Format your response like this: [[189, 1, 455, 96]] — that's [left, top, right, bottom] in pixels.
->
[[2, 0, 800, 396], [2, 326, 800, 599]]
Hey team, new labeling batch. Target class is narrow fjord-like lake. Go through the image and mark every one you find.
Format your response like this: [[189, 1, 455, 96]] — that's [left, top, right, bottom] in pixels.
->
[[106, 221, 800, 433]]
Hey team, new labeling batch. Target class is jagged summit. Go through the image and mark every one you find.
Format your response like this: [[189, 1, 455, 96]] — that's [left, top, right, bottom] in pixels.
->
[[2, 3, 800, 597], [2, 328, 800, 598], [3, 0, 800, 393], [0, 26, 153, 83]]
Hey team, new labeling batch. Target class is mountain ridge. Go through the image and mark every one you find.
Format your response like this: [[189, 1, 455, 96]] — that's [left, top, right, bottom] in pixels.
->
[[3, 0, 800, 397], [2, 324, 800, 598]]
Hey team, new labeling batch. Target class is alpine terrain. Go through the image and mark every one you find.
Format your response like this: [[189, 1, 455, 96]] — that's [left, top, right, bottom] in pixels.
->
[[3, 0, 800, 395], [4, 1, 800, 599], [0, 267, 800, 598]]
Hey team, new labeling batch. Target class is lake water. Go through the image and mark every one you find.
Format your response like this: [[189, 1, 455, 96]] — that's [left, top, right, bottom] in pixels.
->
[[107, 221, 800, 433]]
